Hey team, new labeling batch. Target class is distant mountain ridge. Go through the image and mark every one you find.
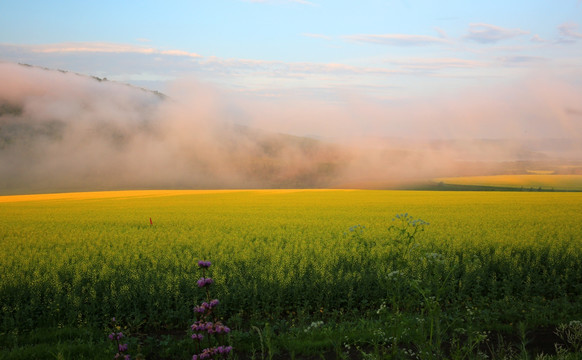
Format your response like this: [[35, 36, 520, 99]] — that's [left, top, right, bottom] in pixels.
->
[[13, 62, 168, 99]]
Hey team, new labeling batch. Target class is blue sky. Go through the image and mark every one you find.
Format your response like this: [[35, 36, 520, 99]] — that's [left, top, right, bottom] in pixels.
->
[[1, 0, 582, 139]]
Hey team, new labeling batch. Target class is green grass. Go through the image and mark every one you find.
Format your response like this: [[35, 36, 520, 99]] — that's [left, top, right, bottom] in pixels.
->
[[1, 190, 582, 359]]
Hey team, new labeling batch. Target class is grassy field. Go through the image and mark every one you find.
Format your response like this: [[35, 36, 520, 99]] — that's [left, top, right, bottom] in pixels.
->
[[1, 190, 582, 359], [434, 174, 582, 191]]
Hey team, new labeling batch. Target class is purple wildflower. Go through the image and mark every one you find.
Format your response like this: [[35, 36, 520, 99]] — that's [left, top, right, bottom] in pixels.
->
[[217, 345, 233, 354], [191, 259, 232, 359], [119, 344, 129, 352], [191, 321, 206, 332], [197, 277, 214, 288], [217, 325, 231, 334], [197, 260, 212, 268]]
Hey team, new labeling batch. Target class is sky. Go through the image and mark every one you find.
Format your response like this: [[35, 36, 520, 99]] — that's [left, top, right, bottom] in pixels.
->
[[1, 0, 582, 140]]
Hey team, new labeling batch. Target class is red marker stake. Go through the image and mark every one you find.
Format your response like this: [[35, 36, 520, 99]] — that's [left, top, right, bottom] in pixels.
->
[[149, 217, 153, 226]]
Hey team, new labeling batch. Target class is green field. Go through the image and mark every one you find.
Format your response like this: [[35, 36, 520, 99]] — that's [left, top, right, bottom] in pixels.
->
[[2, 190, 582, 359]]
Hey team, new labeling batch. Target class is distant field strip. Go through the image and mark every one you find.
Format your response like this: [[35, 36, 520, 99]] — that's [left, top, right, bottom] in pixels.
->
[[436, 174, 582, 190], [0, 189, 350, 203], [0, 190, 240, 202]]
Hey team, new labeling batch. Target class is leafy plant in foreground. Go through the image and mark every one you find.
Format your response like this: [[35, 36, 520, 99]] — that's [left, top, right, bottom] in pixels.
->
[[388, 212, 429, 252], [555, 320, 582, 354]]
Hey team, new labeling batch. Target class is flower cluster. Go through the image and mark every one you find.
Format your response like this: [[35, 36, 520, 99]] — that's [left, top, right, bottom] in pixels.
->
[[198, 260, 212, 268], [191, 260, 232, 359], [197, 277, 214, 288], [191, 320, 231, 335], [192, 345, 233, 359], [108, 332, 125, 341], [108, 318, 130, 360], [194, 299, 220, 313]]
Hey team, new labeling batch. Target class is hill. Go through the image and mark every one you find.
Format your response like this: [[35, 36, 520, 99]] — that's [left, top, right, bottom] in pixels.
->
[[432, 174, 582, 191], [0, 62, 345, 193]]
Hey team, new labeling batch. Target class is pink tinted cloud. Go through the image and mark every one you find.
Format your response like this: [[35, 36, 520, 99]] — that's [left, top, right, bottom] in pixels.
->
[[199, 56, 398, 77], [558, 23, 582, 40], [344, 33, 449, 46], [30, 42, 202, 58], [387, 57, 487, 71], [464, 23, 529, 43], [531, 34, 546, 43], [434, 27, 448, 39], [302, 33, 332, 40]]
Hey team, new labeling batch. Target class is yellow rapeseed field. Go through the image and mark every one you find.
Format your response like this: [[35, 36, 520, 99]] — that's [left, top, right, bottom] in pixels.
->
[[1, 189, 582, 343]]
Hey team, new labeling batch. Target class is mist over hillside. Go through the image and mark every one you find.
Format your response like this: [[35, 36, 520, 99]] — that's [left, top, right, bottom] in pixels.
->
[[1, 62, 580, 194]]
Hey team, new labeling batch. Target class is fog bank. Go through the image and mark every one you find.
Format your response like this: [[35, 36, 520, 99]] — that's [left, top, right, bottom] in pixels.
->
[[1, 63, 580, 194]]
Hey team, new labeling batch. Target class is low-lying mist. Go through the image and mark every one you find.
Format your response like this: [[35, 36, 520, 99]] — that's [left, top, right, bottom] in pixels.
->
[[1, 62, 580, 194]]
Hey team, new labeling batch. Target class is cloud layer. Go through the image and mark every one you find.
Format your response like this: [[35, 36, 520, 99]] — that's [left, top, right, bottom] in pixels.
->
[[1, 21, 579, 96], [464, 23, 529, 44]]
